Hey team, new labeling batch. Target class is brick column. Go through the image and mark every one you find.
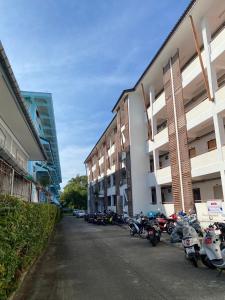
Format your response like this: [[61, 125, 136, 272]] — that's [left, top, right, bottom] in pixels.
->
[[163, 52, 194, 213]]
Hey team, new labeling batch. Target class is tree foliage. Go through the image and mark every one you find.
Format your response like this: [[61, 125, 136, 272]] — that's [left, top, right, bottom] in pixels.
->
[[60, 175, 87, 209]]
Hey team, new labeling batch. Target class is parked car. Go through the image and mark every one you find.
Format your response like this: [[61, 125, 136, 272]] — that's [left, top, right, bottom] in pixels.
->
[[76, 210, 86, 218], [72, 209, 79, 216]]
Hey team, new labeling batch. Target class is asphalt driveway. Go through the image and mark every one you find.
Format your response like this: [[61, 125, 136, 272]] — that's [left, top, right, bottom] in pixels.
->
[[14, 216, 225, 300]]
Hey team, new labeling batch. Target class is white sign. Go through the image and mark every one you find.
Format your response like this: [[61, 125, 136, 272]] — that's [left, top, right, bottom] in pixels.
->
[[207, 200, 223, 215]]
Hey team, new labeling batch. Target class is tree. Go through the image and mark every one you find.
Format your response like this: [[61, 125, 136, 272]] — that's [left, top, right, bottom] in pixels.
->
[[60, 175, 87, 209]]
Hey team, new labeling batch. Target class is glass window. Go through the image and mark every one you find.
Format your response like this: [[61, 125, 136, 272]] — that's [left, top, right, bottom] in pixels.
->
[[207, 139, 216, 151]]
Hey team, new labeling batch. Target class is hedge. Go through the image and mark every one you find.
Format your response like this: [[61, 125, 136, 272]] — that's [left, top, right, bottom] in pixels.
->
[[0, 195, 61, 300]]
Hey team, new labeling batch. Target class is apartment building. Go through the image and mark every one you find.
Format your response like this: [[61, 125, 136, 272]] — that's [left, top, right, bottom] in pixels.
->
[[0, 42, 46, 200], [85, 0, 225, 222], [22, 91, 62, 204]]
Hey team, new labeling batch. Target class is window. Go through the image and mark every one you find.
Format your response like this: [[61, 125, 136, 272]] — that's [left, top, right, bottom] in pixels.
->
[[189, 147, 196, 158], [112, 195, 117, 206], [193, 188, 201, 203], [207, 139, 216, 151], [151, 187, 157, 205], [112, 174, 115, 186], [107, 176, 111, 186], [100, 181, 103, 191], [107, 196, 111, 206], [150, 159, 154, 172]]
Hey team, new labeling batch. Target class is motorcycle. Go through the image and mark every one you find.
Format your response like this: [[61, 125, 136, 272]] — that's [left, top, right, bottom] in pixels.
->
[[182, 220, 200, 267], [200, 225, 225, 270], [170, 214, 202, 243], [214, 222, 225, 249], [145, 219, 161, 246], [128, 217, 147, 236], [156, 213, 177, 235]]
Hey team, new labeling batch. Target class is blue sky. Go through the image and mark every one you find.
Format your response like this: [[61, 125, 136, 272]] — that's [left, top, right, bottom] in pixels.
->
[[0, 0, 190, 187]]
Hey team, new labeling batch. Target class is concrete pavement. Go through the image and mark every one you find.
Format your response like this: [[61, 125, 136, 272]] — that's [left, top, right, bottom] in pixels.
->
[[14, 217, 225, 300]]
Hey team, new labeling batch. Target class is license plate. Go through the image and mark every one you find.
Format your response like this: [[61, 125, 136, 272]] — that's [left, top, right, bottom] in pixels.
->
[[185, 246, 195, 254], [183, 239, 192, 247]]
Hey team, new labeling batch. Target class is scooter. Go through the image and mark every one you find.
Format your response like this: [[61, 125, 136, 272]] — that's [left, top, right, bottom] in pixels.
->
[[214, 222, 225, 249], [200, 226, 225, 270], [128, 217, 147, 236], [145, 219, 161, 246], [182, 220, 201, 267]]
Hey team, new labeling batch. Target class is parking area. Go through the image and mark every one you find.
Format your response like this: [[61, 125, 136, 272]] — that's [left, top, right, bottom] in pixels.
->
[[14, 217, 225, 300]]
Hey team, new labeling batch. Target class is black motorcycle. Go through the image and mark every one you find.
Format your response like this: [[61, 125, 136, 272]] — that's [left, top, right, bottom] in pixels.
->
[[128, 217, 147, 236], [145, 219, 161, 246]]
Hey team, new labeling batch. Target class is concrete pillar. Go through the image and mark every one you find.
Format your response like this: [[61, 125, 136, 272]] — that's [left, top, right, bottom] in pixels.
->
[[149, 87, 157, 136], [202, 17, 225, 200], [201, 18, 218, 98], [149, 86, 162, 206]]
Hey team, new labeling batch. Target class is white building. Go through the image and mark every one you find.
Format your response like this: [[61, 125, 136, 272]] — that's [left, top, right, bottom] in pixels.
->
[[0, 42, 46, 200], [85, 0, 225, 224]]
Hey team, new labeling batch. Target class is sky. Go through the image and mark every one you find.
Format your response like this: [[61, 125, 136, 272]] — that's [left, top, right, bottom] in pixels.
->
[[0, 0, 190, 188]]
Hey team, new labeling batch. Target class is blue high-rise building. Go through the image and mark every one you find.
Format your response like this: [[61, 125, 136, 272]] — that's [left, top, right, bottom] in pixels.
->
[[22, 91, 61, 204]]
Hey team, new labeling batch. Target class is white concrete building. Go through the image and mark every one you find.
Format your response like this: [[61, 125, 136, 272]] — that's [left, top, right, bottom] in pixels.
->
[[85, 0, 225, 223], [0, 42, 46, 200]]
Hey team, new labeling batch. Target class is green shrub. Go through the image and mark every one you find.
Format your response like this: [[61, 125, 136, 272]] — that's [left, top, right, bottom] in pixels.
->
[[0, 195, 60, 300]]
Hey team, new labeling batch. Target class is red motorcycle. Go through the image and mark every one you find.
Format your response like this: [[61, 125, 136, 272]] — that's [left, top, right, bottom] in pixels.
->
[[156, 213, 177, 235]]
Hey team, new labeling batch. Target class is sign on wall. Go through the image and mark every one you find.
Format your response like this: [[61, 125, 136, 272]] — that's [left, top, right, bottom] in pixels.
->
[[207, 200, 224, 214]]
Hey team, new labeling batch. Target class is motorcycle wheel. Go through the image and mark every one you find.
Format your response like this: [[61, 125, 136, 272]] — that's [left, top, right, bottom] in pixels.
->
[[190, 256, 198, 268], [167, 224, 175, 235], [201, 255, 216, 269], [150, 238, 157, 247]]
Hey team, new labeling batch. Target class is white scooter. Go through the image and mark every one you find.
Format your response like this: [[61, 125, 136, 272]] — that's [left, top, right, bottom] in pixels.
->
[[200, 226, 225, 270], [182, 220, 201, 267]]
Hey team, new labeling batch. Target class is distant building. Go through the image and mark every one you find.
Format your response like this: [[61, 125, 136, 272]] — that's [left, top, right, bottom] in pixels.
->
[[22, 91, 62, 204], [0, 42, 46, 200], [85, 0, 225, 225]]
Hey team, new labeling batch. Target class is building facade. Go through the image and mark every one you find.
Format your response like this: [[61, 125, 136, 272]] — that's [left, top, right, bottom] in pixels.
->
[[22, 91, 62, 204], [85, 0, 225, 223], [0, 42, 47, 201]]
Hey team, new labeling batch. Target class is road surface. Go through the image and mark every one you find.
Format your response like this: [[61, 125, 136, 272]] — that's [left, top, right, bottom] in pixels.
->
[[14, 216, 225, 300]]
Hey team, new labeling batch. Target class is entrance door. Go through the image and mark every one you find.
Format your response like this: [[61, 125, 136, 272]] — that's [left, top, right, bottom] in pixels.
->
[[213, 185, 223, 199]]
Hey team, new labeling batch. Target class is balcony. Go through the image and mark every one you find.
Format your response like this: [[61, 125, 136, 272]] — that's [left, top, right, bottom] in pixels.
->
[[148, 166, 172, 187], [0, 119, 28, 172], [156, 166, 172, 185], [99, 156, 104, 165], [107, 185, 116, 196], [186, 98, 213, 132], [153, 91, 166, 116], [191, 148, 222, 178], [107, 164, 115, 175], [108, 144, 115, 156], [182, 25, 225, 89], [147, 127, 168, 153]]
